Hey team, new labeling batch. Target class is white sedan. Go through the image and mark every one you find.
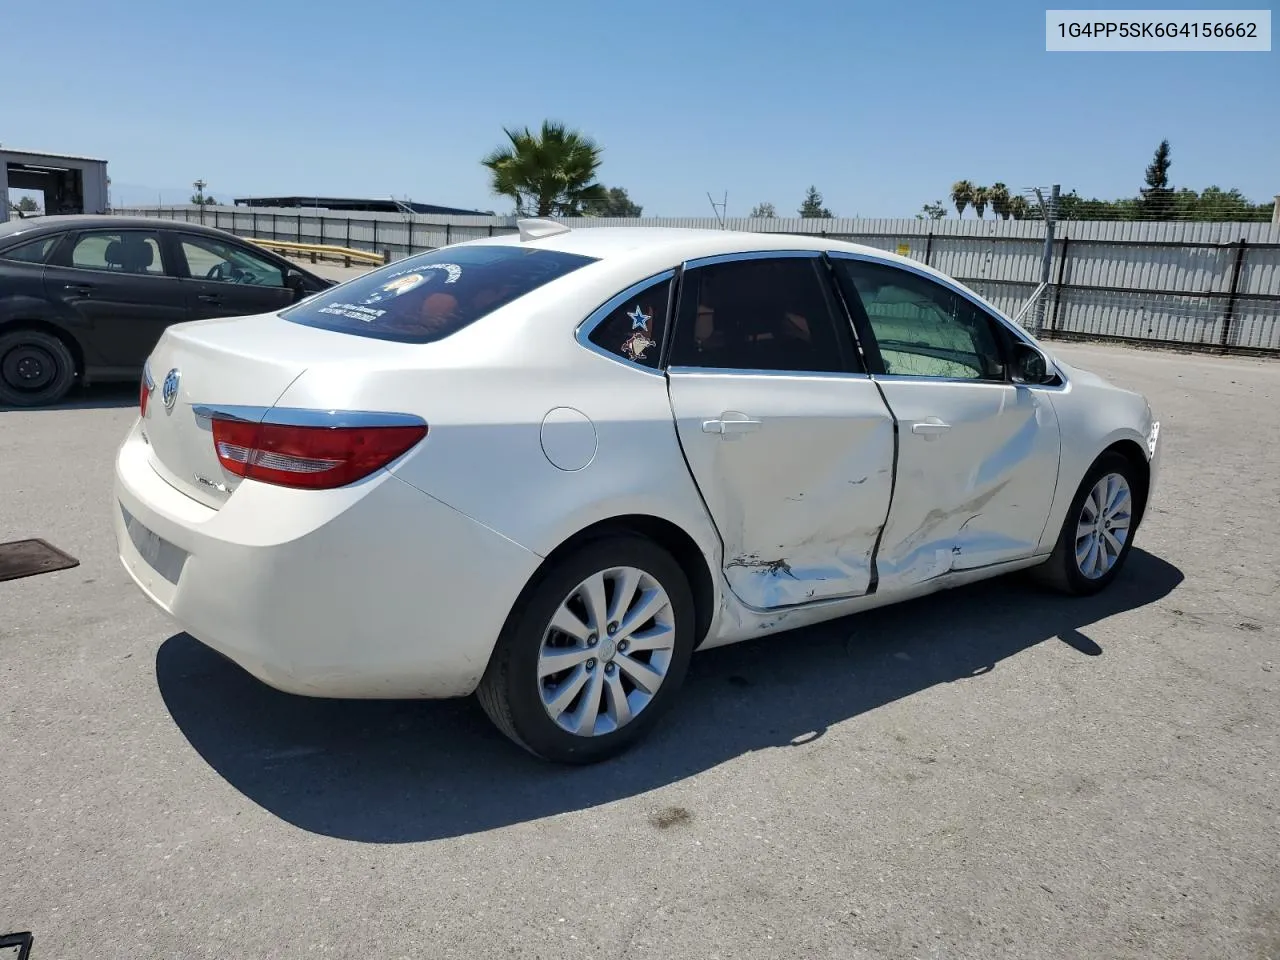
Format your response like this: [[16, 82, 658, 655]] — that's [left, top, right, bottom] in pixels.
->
[[114, 220, 1162, 763]]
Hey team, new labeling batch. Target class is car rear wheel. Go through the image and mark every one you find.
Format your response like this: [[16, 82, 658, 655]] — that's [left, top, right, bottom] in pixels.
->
[[1033, 451, 1140, 595], [0, 329, 77, 408], [478, 534, 696, 764]]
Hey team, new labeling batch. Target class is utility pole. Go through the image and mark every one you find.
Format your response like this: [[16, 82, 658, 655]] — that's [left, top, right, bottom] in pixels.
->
[[1031, 184, 1059, 338], [706, 190, 728, 229], [193, 179, 207, 224]]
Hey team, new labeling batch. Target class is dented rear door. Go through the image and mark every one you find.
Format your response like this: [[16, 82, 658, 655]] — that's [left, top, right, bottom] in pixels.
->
[[666, 370, 896, 609]]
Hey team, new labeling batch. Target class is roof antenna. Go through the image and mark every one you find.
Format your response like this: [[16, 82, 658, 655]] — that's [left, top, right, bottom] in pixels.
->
[[706, 191, 727, 229]]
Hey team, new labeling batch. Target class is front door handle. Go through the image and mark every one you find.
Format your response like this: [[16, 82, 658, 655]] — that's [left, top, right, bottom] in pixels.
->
[[197, 294, 222, 304], [703, 413, 763, 439], [64, 282, 93, 294], [911, 418, 952, 439]]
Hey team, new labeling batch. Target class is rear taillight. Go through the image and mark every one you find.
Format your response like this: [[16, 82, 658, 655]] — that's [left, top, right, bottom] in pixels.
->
[[140, 366, 154, 418], [210, 417, 427, 490]]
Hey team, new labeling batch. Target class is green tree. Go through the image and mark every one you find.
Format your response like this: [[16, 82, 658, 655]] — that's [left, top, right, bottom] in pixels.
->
[[583, 186, 642, 217], [14, 196, 39, 212], [1007, 195, 1031, 220], [189, 194, 217, 205], [749, 201, 777, 218], [950, 180, 975, 217], [481, 121, 608, 217], [971, 186, 990, 219], [798, 186, 833, 218], [1140, 139, 1175, 219], [988, 183, 1011, 220], [917, 200, 947, 220]]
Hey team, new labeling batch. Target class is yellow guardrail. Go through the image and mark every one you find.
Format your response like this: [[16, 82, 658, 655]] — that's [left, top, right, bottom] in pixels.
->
[[246, 237, 388, 267]]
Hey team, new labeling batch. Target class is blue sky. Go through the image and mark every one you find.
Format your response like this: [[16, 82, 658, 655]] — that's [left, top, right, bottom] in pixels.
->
[[3, 0, 1276, 217]]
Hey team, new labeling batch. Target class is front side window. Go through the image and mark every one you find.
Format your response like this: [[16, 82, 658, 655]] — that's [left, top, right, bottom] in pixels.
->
[[0, 234, 61, 264], [668, 256, 858, 374], [70, 230, 164, 275], [180, 234, 285, 286], [284, 245, 598, 343], [586, 276, 672, 369], [833, 258, 1005, 381]]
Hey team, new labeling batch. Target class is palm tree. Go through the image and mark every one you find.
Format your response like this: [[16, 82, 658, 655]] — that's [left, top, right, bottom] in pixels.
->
[[1008, 195, 1031, 220], [988, 183, 1011, 220], [971, 186, 990, 219], [950, 180, 975, 217], [481, 121, 608, 217]]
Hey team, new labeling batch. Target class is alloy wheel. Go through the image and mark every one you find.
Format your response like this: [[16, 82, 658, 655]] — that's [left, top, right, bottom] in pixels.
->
[[1075, 472, 1132, 579], [537, 566, 676, 737]]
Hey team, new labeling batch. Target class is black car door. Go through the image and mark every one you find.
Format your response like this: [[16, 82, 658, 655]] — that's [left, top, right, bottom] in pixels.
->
[[41, 227, 191, 372], [171, 231, 296, 319]]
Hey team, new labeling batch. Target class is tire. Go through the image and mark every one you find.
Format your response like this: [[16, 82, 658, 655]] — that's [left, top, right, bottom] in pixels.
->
[[0, 329, 78, 407], [1032, 450, 1142, 596], [478, 534, 697, 764]]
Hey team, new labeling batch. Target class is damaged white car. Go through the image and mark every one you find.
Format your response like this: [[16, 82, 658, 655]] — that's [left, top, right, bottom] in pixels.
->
[[114, 221, 1162, 763]]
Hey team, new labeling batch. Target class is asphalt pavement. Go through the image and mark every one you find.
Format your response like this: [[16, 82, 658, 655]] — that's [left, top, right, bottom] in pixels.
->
[[1, 342, 1277, 959]]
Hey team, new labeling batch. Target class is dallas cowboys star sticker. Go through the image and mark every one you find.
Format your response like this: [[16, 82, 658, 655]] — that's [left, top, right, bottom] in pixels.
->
[[627, 304, 651, 330]]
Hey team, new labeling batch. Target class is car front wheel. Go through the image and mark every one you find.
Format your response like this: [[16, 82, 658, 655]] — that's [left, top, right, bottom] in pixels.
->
[[1034, 450, 1141, 595], [478, 534, 696, 764]]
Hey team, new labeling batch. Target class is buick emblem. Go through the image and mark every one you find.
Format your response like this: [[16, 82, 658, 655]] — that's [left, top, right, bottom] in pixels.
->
[[162, 369, 181, 411]]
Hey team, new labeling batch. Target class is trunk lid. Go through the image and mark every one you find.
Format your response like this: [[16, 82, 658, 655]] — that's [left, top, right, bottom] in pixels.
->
[[140, 312, 408, 509]]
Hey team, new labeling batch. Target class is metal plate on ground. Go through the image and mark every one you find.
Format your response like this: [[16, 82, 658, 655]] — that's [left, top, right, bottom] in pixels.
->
[[0, 539, 80, 583], [0, 932, 33, 960]]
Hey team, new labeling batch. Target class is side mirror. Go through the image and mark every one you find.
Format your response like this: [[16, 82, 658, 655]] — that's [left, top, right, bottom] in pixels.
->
[[1010, 342, 1056, 385], [285, 269, 309, 302]]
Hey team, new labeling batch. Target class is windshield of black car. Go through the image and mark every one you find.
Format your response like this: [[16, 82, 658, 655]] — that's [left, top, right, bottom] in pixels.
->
[[281, 245, 599, 344]]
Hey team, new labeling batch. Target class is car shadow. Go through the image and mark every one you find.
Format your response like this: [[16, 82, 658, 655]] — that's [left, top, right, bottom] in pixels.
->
[[0, 382, 138, 412], [155, 548, 1182, 844]]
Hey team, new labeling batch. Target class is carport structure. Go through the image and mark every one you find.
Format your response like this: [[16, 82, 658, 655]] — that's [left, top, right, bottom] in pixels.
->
[[0, 147, 109, 222]]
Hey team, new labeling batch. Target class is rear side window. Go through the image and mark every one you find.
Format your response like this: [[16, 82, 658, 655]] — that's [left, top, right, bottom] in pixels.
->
[[283, 245, 598, 343], [0, 235, 61, 264], [586, 276, 672, 369]]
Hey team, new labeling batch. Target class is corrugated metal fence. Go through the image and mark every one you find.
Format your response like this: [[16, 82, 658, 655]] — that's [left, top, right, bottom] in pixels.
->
[[115, 205, 1280, 353]]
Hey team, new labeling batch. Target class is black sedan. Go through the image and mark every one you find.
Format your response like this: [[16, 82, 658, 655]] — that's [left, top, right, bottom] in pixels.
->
[[0, 215, 335, 406]]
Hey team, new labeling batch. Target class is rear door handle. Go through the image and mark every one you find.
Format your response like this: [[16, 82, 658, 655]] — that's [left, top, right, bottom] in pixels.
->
[[702, 413, 763, 439], [197, 294, 222, 304], [64, 282, 93, 294], [911, 418, 952, 439]]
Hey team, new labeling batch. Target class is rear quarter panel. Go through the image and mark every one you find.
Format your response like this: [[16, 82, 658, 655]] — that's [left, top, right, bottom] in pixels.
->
[[270, 260, 724, 570]]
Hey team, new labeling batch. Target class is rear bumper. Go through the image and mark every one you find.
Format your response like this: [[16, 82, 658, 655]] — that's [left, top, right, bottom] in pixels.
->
[[113, 419, 541, 699]]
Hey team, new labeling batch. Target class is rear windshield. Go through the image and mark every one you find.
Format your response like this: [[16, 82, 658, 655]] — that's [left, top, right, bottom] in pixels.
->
[[282, 245, 598, 343]]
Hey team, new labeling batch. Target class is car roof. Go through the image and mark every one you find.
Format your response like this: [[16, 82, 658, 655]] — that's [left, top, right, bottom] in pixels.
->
[[457, 224, 985, 304], [468, 226, 838, 260], [0, 215, 237, 239]]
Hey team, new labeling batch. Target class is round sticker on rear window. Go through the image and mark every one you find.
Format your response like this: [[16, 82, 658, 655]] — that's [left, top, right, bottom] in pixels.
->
[[361, 272, 427, 304]]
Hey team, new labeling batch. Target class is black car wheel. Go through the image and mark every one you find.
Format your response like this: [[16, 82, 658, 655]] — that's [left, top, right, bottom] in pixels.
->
[[1031, 450, 1143, 596], [0, 329, 78, 408], [478, 534, 697, 764]]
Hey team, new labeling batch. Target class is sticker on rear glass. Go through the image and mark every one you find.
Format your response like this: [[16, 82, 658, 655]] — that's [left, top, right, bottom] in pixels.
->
[[318, 302, 387, 323], [626, 304, 651, 330], [361, 273, 427, 304], [621, 330, 656, 361]]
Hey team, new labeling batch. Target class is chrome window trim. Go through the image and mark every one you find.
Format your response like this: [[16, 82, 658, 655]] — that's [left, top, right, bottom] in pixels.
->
[[574, 269, 676, 375], [192, 404, 427, 429], [871, 373, 1018, 388], [666, 365, 874, 383], [825, 249, 1071, 391], [683, 249, 822, 270]]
